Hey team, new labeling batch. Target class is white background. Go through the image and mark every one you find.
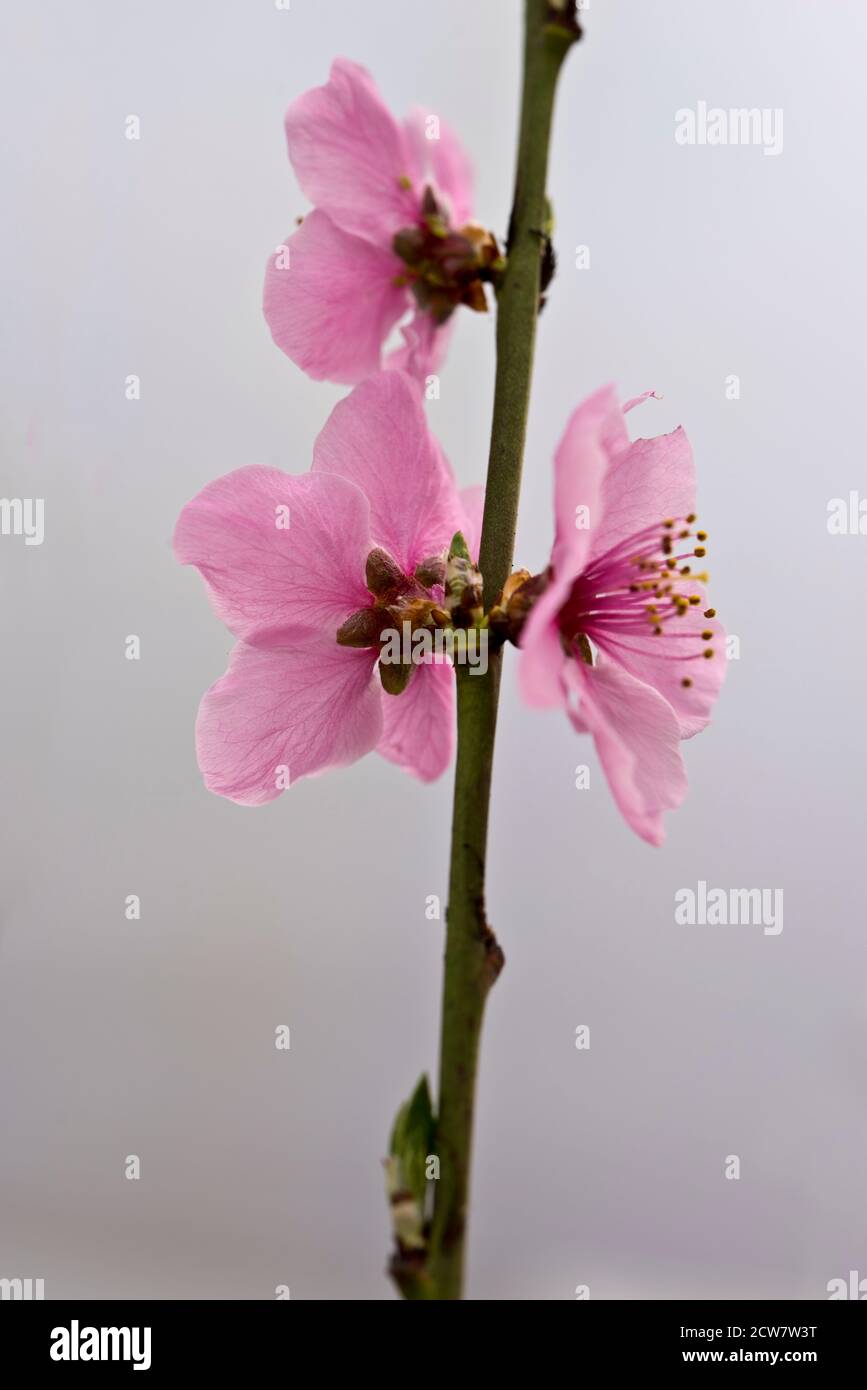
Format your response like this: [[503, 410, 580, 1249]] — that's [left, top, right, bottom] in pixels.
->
[[1, 0, 865, 1298]]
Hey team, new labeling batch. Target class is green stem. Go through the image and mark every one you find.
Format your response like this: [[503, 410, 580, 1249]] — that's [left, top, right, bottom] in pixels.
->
[[426, 0, 579, 1300]]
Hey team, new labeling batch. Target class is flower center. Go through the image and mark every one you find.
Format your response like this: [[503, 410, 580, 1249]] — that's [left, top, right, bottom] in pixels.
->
[[557, 514, 719, 688], [392, 186, 504, 324], [335, 547, 451, 694]]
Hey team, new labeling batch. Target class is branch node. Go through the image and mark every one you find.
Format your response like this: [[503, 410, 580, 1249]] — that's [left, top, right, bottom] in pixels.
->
[[475, 896, 505, 988]]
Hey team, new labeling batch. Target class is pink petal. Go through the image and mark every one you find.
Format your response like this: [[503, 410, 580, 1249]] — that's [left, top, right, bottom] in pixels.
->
[[403, 108, 474, 227], [196, 630, 382, 805], [588, 421, 696, 569], [593, 587, 727, 739], [622, 389, 661, 414], [519, 384, 630, 707], [459, 484, 485, 562], [567, 657, 688, 847], [378, 659, 455, 782], [174, 466, 371, 643], [285, 58, 419, 246], [386, 310, 455, 382], [312, 371, 463, 575], [264, 211, 408, 385], [517, 578, 572, 709], [551, 384, 630, 581]]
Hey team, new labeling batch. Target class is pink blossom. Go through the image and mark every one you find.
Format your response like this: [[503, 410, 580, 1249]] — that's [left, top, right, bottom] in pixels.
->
[[519, 386, 725, 846], [263, 58, 486, 386], [174, 372, 478, 803]]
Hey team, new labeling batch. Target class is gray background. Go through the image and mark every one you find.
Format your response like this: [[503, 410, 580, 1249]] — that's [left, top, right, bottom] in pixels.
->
[[1, 0, 865, 1300]]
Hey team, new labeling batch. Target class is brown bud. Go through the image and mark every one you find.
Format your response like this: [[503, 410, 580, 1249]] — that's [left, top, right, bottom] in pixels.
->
[[378, 659, 414, 696], [414, 554, 446, 589], [335, 607, 387, 648], [426, 289, 458, 325], [392, 226, 426, 266], [501, 569, 532, 603], [388, 595, 439, 632], [445, 544, 484, 620], [460, 221, 493, 250], [366, 547, 405, 598], [420, 184, 447, 224], [489, 569, 550, 645], [461, 280, 488, 314]]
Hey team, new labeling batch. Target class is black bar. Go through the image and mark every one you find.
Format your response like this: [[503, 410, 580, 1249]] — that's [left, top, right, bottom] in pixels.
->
[[1, 1298, 864, 1373]]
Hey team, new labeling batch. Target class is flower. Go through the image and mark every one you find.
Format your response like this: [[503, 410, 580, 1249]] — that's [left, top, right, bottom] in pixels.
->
[[518, 385, 725, 846], [174, 372, 482, 803], [263, 58, 497, 387]]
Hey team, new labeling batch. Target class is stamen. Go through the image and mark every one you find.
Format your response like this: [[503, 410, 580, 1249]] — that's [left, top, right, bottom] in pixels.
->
[[554, 509, 720, 692]]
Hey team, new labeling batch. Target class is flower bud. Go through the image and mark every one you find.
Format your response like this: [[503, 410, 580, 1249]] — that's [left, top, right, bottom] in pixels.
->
[[335, 606, 388, 648], [488, 568, 549, 644], [366, 547, 405, 598], [379, 659, 414, 696], [445, 531, 484, 622], [414, 554, 447, 589]]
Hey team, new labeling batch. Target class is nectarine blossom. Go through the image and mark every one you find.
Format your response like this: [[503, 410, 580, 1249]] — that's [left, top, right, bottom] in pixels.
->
[[518, 386, 725, 846], [174, 373, 481, 802], [263, 59, 498, 386]]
